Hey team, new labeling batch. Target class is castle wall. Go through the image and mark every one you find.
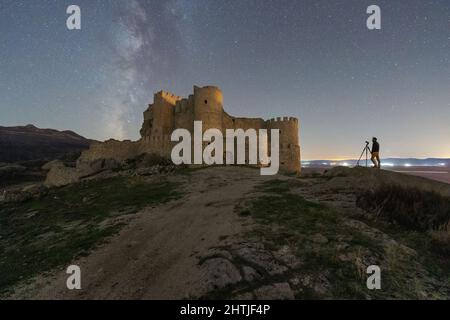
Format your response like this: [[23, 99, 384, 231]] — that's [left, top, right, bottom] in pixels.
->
[[174, 97, 195, 132], [232, 117, 266, 131], [80, 85, 301, 174]]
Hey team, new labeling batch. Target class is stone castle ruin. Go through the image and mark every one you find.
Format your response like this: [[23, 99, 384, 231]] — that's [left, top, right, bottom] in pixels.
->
[[144, 86, 301, 172], [46, 85, 300, 186]]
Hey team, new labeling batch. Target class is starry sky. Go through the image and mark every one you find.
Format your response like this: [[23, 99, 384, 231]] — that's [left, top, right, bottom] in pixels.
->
[[1, 0, 449, 160]]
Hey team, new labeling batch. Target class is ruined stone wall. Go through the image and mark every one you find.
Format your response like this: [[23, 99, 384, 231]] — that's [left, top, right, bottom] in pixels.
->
[[78, 139, 141, 163]]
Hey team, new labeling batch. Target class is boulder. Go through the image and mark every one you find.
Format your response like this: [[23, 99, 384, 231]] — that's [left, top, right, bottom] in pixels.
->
[[200, 258, 242, 292], [242, 266, 262, 282], [254, 283, 295, 300], [232, 242, 288, 276], [44, 164, 80, 187], [42, 160, 65, 171], [273, 245, 303, 269], [76, 158, 120, 177]]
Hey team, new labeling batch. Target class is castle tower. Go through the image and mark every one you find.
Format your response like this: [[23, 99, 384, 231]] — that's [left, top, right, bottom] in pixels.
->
[[193, 85, 224, 132], [141, 91, 181, 156], [267, 117, 301, 174]]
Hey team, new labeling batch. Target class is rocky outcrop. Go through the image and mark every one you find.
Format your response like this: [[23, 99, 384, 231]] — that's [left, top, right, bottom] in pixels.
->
[[254, 283, 295, 300], [42, 140, 136, 187], [200, 258, 242, 292], [76, 158, 120, 177], [42, 151, 176, 187], [44, 160, 80, 187], [41, 160, 62, 171], [198, 242, 300, 300]]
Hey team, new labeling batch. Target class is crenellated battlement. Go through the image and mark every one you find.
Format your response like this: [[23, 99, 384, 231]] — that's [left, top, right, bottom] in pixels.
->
[[266, 116, 298, 124], [154, 90, 182, 105]]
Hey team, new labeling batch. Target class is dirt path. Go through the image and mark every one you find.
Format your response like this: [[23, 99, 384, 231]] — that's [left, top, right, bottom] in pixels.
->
[[11, 167, 272, 299]]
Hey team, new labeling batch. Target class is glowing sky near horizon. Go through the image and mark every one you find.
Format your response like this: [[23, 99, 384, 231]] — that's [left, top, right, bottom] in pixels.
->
[[0, 0, 449, 160]]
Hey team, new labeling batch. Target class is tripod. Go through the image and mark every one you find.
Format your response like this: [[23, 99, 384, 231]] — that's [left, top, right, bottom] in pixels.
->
[[356, 141, 371, 167]]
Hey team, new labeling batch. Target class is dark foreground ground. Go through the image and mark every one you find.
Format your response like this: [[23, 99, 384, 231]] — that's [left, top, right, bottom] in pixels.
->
[[1, 165, 450, 300]]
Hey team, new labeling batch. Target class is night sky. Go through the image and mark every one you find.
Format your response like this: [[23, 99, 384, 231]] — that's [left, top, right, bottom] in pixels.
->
[[1, 0, 449, 160]]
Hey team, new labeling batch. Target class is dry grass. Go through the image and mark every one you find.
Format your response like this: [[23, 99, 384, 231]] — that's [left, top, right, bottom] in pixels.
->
[[357, 184, 450, 231]]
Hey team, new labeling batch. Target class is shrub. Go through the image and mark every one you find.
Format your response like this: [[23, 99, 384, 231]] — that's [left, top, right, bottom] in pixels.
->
[[357, 184, 450, 231]]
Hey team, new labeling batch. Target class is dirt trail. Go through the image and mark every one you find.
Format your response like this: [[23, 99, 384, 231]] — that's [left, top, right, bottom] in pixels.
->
[[12, 167, 272, 299]]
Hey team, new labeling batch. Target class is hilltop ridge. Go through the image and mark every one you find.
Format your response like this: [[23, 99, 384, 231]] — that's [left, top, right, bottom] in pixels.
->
[[0, 124, 94, 163]]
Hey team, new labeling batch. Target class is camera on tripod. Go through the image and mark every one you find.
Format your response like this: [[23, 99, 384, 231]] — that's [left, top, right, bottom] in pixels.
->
[[357, 140, 371, 167]]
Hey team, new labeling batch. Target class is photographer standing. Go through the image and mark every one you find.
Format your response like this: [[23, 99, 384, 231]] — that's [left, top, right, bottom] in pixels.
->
[[370, 137, 381, 169]]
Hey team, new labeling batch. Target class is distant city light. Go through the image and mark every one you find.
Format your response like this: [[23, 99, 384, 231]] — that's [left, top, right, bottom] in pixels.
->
[[301, 160, 448, 168]]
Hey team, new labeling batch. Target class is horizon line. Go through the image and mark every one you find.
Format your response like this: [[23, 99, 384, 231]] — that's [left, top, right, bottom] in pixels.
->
[[302, 157, 450, 162]]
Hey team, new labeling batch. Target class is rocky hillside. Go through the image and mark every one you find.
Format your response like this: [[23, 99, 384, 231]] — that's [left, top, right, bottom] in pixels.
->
[[0, 124, 93, 163], [1, 166, 450, 299]]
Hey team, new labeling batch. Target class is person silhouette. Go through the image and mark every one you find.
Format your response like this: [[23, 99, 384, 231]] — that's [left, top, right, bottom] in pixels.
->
[[370, 137, 381, 169]]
